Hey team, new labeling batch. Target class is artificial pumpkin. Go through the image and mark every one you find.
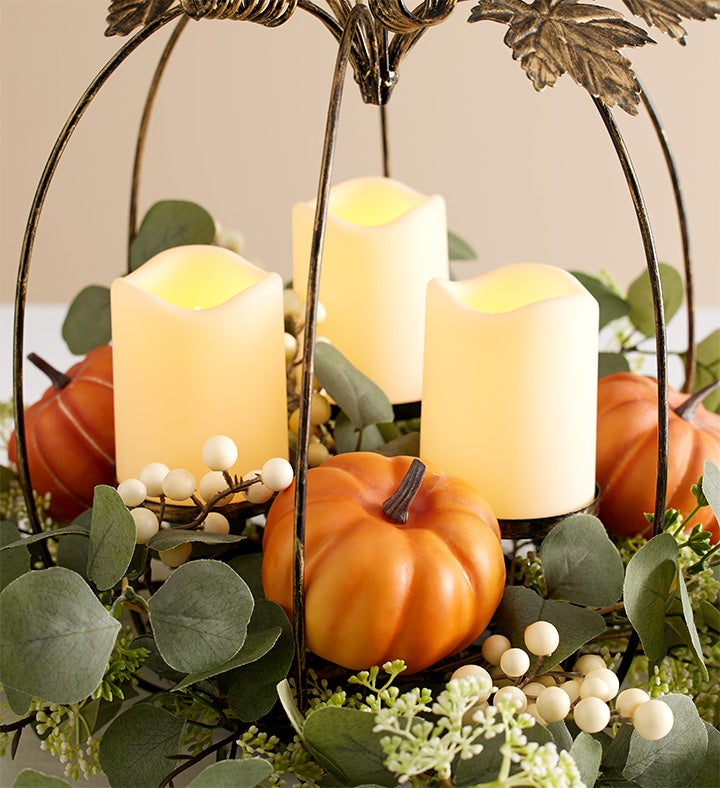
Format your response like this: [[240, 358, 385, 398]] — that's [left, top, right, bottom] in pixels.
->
[[262, 452, 506, 673], [8, 346, 115, 522], [596, 372, 720, 544]]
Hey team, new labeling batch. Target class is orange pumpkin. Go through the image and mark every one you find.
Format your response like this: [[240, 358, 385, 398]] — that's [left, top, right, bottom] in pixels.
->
[[262, 452, 506, 673], [8, 346, 115, 522], [596, 372, 720, 544]]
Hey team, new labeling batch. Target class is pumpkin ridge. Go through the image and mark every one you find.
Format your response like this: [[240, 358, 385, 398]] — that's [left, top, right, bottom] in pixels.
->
[[56, 399, 115, 465], [29, 429, 89, 512], [600, 406, 657, 494]]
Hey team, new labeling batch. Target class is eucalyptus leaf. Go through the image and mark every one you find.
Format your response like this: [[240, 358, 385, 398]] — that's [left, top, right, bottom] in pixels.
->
[[62, 285, 111, 354], [131, 634, 186, 684], [186, 759, 273, 788], [87, 485, 136, 590], [623, 694, 707, 786], [691, 330, 720, 413], [333, 412, 386, 454], [314, 342, 394, 431], [99, 702, 184, 788], [687, 722, 720, 787], [301, 706, 395, 786], [276, 678, 305, 737], [228, 552, 265, 599], [676, 567, 708, 679], [546, 720, 573, 753], [541, 514, 624, 606], [601, 722, 633, 776], [448, 230, 477, 261], [148, 559, 254, 673], [373, 431, 420, 458], [129, 200, 216, 270], [3, 683, 32, 715], [55, 510, 92, 576], [0, 522, 90, 551], [701, 460, 720, 522], [698, 599, 720, 632], [0, 520, 30, 591], [626, 263, 684, 338], [13, 770, 73, 787], [0, 567, 120, 703], [172, 626, 281, 691], [623, 533, 678, 662], [147, 528, 245, 551], [494, 586, 606, 670], [570, 731, 603, 788], [599, 351, 631, 378], [222, 599, 294, 721], [571, 271, 630, 328]]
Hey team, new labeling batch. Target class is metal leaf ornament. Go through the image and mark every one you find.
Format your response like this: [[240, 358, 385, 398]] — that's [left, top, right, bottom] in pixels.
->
[[105, 0, 174, 35], [469, 0, 655, 113], [622, 0, 720, 43]]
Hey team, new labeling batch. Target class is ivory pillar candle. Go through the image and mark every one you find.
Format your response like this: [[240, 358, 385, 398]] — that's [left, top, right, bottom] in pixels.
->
[[111, 245, 288, 484], [293, 177, 449, 404], [421, 263, 598, 519]]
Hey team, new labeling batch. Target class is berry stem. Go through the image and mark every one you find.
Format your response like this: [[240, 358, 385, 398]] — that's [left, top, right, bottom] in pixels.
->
[[27, 352, 71, 389], [382, 459, 426, 525]]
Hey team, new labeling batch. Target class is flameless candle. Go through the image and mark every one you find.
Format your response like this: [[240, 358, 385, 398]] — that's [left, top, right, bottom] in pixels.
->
[[292, 177, 449, 404], [111, 245, 288, 485], [420, 263, 598, 520]]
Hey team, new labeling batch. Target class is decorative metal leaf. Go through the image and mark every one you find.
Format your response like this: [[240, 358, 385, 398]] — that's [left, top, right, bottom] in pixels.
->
[[622, 0, 720, 44], [105, 0, 175, 36], [469, 0, 655, 113]]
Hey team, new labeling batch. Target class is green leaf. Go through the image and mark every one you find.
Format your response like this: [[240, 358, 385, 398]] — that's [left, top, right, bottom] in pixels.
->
[[599, 351, 631, 378], [494, 586, 606, 670], [333, 412, 386, 454], [570, 732, 603, 788], [571, 271, 630, 328], [692, 330, 720, 413], [373, 431, 420, 458], [186, 759, 273, 788], [147, 559, 254, 673], [55, 510, 92, 576], [541, 514, 624, 606], [276, 678, 305, 737], [4, 683, 33, 714], [314, 342, 394, 431], [147, 528, 245, 552], [13, 770, 73, 787], [702, 460, 720, 522], [222, 599, 294, 721], [448, 230, 477, 261], [627, 263, 684, 338], [131, 634, 185, 684], [129, 200, 216, 271], [62, 285, 112, 354], [0, 521, 30, 591], [86, 485, 136, 590], [99, 702, 184, 788], [301, 706, 395, 786], [0, 567, 120, 703], [688, 722, 720, 787], [0, 522, 90, 552], [172, 626, 281, 691], [623, 533, 678, 662], [623, 694, 707, 786], [228, 552, 265, 599], [675, 567, 708, 679]]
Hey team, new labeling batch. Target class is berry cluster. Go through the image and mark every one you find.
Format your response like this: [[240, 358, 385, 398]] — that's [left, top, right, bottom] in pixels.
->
[[451, 621, 674, 741], [115, 435, 293, 564]]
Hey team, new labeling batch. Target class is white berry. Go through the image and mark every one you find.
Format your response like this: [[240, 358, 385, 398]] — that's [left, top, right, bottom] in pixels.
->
[[202, 512, 230, 535], [308, 442, 331, 467], [117, 478, 147, 508], [244, 471, 274, 504], [162, 468, 197, 501], [138, 462, 170, 497], [616, 688, 651, 719], [584, 668, 619, 701], [493, 685, 527, 713], [202, 435, 239, 472], [482, 634, 512, 666], [284, 332, 298, 363], [131, 507, 159, 544], [283, 289, 302, 317], [158, 542, 192, 567], [451, 665, 493, 702], [524, 621, 560, 656], [573, 697, 611, 733], [580, 676, 611, 701], [536, 686, 571, 723], [198, 471, 233, 505], [522, 682, 546, 701], [499, 647, 531, 678], [558, 678, 582, 704], [632, 698, 674, 740], [573, 654, 606, 675], [261, 457, 294, 492]]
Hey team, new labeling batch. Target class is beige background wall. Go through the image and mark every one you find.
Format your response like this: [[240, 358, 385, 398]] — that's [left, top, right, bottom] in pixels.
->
[[1, 0, 719, 308]]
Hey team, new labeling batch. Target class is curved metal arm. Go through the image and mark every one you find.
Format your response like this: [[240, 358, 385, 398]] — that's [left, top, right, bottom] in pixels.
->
[[12, 8, 184, 557], [593, 97, 669, 536], [291, 1, 381, 706], [639, 83, 695, 393]]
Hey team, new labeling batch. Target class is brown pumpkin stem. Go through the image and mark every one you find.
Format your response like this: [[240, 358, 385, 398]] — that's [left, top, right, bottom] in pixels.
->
[[382, 458, 426, 525], [674, 378, 720, 422], [27, 352, 71, 390]]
